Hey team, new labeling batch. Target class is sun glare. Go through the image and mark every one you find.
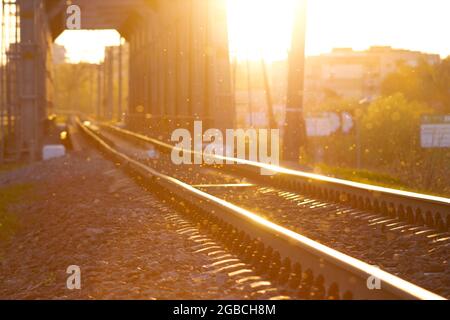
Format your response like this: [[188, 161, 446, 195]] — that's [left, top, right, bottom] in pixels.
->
[[55, 30, 121, 64], [227, 0, 296, 62]]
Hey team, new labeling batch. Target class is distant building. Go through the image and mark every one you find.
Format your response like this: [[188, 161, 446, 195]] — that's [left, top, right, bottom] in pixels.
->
[[232, 46, 441, 127], [305, 46, 441, 102]]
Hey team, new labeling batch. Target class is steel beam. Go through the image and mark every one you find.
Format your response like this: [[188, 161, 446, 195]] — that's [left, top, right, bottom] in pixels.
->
[[19, 0, 40, 161], [118, 38, 123, 122]]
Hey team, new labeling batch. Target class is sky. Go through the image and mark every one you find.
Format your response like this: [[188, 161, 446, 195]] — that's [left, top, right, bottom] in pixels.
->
[[55, 30, 122, 64], [54, 0, 450, 63]]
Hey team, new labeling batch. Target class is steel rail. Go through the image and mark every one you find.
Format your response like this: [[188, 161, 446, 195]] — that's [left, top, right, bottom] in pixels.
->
[[76, 118, 445, 300], [100, 123, 450, 232]]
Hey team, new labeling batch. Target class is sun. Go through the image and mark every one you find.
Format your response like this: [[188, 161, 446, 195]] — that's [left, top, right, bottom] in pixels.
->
[[226, 0, 297, 62]]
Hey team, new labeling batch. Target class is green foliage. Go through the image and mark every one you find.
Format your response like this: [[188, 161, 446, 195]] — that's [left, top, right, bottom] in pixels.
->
[[304, 93, 450, 196], [381, 58, 450, 113], [309, 134, 356, 168], [361, 93, 430, 167], [54, 63, 97, 115], [303, 57, 450, 196]]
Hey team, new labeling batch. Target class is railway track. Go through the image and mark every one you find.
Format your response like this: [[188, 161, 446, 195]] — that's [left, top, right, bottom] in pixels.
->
[[75, 117, 446, 300]]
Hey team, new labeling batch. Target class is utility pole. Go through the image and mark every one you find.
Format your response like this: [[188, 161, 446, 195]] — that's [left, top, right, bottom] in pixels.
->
[[283, 0, 307, 161]]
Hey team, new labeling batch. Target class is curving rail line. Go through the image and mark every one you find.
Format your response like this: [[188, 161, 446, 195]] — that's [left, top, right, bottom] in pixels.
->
[[100, 122, 450, 232], [74, 117, 446, 300]]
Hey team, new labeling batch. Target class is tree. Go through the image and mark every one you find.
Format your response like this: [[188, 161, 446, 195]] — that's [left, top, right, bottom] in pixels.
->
[[54, 63, 96, 115], [381, 58, 450, 113], [433, 57, 450, 112], [361, 93, 430, 171]]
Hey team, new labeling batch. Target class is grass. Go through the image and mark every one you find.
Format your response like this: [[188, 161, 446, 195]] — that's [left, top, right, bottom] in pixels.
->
[[0, 162, 26, 173], [0, 184, 33, 242], [313, 163, 414, 191], [314, 163, 450, 197]]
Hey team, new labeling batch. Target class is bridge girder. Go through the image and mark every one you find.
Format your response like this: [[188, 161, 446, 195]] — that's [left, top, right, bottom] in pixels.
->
[[125, 0, 234, 135], [4, 0, 233, 162], [67, 0, 234, 135]]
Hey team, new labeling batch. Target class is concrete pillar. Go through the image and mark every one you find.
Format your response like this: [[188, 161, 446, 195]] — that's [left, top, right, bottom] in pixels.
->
[[284, 0, 307, 161]]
